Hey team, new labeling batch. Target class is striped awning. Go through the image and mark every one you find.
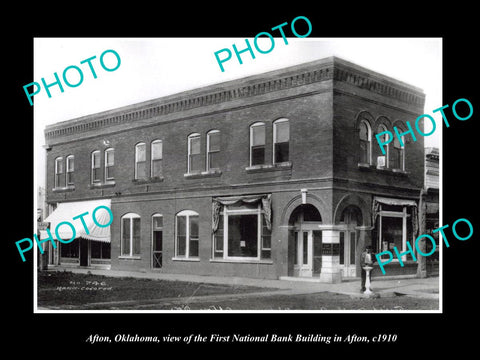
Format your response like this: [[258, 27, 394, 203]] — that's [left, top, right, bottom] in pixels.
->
[[44, 199, 111, 243]]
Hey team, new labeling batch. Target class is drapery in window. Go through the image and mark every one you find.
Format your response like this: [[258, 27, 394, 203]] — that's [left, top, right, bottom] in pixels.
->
[[212, 194, 271, 232]]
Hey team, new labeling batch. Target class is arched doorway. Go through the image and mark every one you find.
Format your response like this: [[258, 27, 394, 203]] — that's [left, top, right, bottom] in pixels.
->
[[288, 204, 322, 277], [338, 205, 362, 278]]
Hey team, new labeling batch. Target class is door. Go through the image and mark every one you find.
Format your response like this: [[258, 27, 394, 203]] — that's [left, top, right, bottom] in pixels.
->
[[294, 230, 313, 277], [152, 230, 163, 268], [339, 231, 357, 277], [79, 238, 89, 267]]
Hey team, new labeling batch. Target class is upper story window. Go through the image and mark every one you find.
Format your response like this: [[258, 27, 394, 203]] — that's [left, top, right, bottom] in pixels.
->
[[105, 148, 114, 181], [207, 130, 220, 170], [359, 120, 372, 165], [151, 140, 163, 178], [377, 125, 390, 168], [66, 155, 74, 185], [54, 157, 65, 188], [187, 133, 202, 173], [121, 213, 141, 257], [392, 135, 405, 171], [250, 122, 266, 166], [135, 142, 147, 180], [91, 151, 101, 183], [273, 118, 289, 164], [175, 210, 199, 259]]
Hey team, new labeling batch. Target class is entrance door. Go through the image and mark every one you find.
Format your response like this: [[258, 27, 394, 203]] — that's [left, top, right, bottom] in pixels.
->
[[339, 231, 356, 277], [294, 230, 313, 277], [79, 238, 89, 267]]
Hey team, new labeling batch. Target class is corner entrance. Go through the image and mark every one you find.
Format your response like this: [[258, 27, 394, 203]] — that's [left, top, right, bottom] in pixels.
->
[[288, 204, 322, 278]]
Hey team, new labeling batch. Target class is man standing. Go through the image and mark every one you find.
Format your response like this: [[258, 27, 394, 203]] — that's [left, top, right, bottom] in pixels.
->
[[360, 245, 376, 293]]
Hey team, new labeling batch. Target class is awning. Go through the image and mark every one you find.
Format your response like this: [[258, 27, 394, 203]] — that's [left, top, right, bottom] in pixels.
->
[[373, 196, 417, 207], [44, 199, 111, 243]]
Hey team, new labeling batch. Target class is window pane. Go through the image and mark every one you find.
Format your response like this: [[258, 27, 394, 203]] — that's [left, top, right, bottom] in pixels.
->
[[92, 152, 100, 167], [101, 242, 111, 259], [208, 152, 220, 170], [133, 218, 141, 255], [106, 150, 114, 166], [313, 230, 322, 274], [136, 162, 146, 179], [122, 218, 131, 256], [152, 159, 162, 177], [251, 146, 265, 165], [360, 140, 369, 164], [251, 124, 265, 146], [275, 121, 289, 143], [208, 132, 220, 152], [153, 216, 163, 229], [91, 241, 101, 258], [381, 216, 403, 258], [227, 214, 258, 257], [67, 157, 74, 171], [190, 136, 200, 155], [92, 168, 101, 182], [152, 141, 162, 160], [302, 232, 308, 265], [190, 216, 199, 238], [359, 122, 369, 141], [350, 232, 356, 265], [189, 239, 199, 257], [274, 142, 289, 163], [153, 231, 163, 252], [136, 143, 146, 162], [56, 159, 64, 174], [106, 166, 114, 180], [190, 153, 202, 172], [67, 171, 74, 185], [177, 216, 186, 256], [339, 232, 345, 265]]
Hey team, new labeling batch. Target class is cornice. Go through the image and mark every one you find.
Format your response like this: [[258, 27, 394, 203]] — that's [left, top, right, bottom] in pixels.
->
[[45, 57, 425, 141]]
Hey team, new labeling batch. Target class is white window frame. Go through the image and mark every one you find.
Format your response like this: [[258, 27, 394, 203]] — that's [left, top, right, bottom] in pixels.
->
[[216, 203, 263, 261], [393, 135, 405, 171], [54, 156, 64, 188], [206, 130, 220, 171], [120, 213, 141, 258], [104, 148, 114, 181], [359, 120, 372, 165], [174, 210, 200, 259], [135, 142, 146, 180], [65, 155, 74, 186], [249, 122, 266, 166], [187, 133, 201, 173], [378, 205, 413, 262], [91, 150, 101, 183], [150, 139, 163, 178], [273, 118, 290, 164]]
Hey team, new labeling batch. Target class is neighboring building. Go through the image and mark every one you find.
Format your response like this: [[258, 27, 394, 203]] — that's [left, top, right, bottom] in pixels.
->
[[424, 147, 440, 271], [43, 56, 426, 282]]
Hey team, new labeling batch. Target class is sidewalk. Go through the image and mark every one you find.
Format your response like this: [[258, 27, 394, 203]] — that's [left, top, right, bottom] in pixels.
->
[[47, 267, 440, 300]]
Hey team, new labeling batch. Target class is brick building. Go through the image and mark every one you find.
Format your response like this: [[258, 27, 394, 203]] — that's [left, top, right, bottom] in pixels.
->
[[43, 56, 426, 282]]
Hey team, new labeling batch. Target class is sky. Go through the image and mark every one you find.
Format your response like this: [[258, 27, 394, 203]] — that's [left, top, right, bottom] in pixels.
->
[[33, 37, 442, 190]]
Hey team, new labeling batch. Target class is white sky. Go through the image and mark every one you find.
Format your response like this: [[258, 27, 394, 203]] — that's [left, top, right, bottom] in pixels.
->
[[34, 37, 442, 189]]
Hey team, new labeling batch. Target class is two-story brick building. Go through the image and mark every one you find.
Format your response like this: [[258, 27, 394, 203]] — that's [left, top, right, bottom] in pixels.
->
[[43, 56, 426, 282]]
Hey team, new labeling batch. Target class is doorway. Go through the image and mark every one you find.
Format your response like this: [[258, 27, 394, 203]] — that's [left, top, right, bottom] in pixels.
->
[[79, 238, 89, 267]]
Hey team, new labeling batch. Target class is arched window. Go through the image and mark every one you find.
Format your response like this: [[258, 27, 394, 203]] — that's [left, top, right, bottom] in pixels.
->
[[206, 130, 220, 170], [359, 120, 371, 165], [54, 156, 64, 188], [121, 213, 141, 257], [91, 150, 101, 183], [187, 133, 202, 173], [175, 210, 199, 259], [273, 118, 289, 164], [377, 125, 389, 168], [135, 142, 146, 179], [250, 122, 266, 166], [104, 148, 114, 181], [151, 140, 163, 178], [66, 155, 74, 185]]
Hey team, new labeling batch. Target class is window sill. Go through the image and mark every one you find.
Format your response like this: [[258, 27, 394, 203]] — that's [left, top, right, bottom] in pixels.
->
[[132, 177, 164, 184], [118, 255, 141, 260], [52, 185, 75, 193], [171, 257, 200, 262], [209, 258, 273, 265], [89, 181, 116, 189], [183, 169, 222, 179], [358, 163, 408, 176], [245, 161, 292, 173]]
